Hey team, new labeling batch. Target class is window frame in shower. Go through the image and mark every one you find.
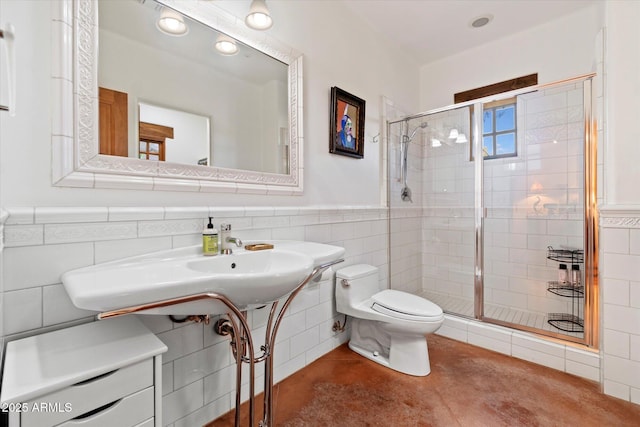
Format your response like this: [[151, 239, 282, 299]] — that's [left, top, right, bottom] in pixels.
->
[[480, 98, 518, 159]]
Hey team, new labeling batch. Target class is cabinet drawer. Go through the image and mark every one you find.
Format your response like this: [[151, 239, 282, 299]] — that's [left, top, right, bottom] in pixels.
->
[[56, 387, 154, 427], [21, 359, 153, 427]]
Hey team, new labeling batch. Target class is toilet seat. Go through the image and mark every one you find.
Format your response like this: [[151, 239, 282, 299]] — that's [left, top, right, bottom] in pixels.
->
[[371, 290, 443, 321]]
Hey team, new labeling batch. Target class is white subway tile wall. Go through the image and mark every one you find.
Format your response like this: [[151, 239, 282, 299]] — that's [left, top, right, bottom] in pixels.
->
[[416, 85, 586, 323], [600, 210, 640, 404], [0, 206, 386, 424]]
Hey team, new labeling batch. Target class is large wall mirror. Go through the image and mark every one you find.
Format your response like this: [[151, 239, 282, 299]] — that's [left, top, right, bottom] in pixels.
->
[[52, 0, 303, 194]]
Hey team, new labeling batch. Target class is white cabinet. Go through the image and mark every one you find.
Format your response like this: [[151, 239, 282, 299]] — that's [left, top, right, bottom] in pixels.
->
[[1, 317, 167, 427]]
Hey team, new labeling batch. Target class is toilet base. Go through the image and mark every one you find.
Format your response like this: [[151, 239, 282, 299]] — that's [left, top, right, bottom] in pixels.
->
[[348, 318, 431, 376]]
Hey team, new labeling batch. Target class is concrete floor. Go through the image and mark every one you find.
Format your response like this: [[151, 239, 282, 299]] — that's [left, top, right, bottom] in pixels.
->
[[207, 335, 640, 426]]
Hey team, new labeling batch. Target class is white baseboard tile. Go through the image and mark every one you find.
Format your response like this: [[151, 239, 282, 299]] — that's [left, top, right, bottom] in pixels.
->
[[436, 315, 601, 382], [467, 322, 513, 355], [436, 314, 469, 342], [603, 379, 631, 401], [511, 333, 566, 371]]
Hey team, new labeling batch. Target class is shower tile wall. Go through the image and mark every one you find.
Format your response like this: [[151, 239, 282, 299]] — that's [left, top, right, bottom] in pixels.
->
[[389, 120, 424, 295], [484, 84, 584, 321], [389, 207, 423, 294], [420, 83, 585, 327], [0, 206, 388, 426]]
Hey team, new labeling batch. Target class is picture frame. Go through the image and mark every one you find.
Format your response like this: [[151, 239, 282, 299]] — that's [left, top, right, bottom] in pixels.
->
[[329, 86, 365, 159]]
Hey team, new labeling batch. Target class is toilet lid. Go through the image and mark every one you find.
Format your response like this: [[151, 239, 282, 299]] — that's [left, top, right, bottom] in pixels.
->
[[371, 290, 443, 321]]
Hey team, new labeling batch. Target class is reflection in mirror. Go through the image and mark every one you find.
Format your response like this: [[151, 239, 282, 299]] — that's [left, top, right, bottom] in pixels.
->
[[138, 102, 210, 165], [98, 0, 289, 174]]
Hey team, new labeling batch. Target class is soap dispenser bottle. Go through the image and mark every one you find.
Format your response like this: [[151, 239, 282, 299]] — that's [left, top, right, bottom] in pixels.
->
[[202, 217, 219, 256]]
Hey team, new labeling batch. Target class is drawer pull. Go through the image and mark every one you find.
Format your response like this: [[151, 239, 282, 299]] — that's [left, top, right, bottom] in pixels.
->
[[73, 369, 118, 386], [72, 398, 122, 420]]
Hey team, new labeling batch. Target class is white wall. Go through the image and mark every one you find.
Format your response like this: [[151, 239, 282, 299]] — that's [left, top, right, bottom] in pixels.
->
[[419, 5, 602, 111], [604, 1, 640, 205]]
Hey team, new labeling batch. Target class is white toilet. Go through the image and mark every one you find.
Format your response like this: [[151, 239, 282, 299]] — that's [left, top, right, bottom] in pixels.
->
[[335, 264, 444, 376]]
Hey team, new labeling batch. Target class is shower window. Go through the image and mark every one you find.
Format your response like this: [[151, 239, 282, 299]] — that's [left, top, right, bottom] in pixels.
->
[[468, 98, 518, 161], [482, 99, 517, 159]]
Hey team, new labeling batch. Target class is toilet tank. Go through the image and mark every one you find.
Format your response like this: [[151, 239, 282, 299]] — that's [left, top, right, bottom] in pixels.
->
[[336, 264, 379, 314]]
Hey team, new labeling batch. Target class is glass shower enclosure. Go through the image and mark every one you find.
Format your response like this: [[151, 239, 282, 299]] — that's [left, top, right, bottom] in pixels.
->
[[388, 75, 597, 346]]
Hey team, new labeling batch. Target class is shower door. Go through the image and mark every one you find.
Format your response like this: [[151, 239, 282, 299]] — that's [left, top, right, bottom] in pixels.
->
[[388, 75, 597, 346], [389, 106, 476, 317], [480, 79, 596, 344]]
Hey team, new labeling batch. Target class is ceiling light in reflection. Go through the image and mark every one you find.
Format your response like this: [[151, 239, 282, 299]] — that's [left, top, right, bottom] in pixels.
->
[[215, 34, 239, 56], [455, 133, 468, 143], [246, 0, 273, 30], [157, 8, 189, 36], [448, 128, 459, 139], [431, 138, 442, 147]]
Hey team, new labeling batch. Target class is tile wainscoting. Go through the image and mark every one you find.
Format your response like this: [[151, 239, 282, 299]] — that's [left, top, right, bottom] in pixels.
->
[[0, 206, 388, 425], [599, 206, 640, 404]]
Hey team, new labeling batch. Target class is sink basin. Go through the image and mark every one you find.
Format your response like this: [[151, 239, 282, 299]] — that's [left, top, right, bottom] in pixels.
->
[[62, 241, 345, 316]]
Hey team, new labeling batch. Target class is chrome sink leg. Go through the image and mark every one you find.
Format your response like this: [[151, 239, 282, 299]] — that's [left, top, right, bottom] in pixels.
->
[[97, 260, 343, 427], [216, 313, 256, 427], [260, 260, 343, 426]]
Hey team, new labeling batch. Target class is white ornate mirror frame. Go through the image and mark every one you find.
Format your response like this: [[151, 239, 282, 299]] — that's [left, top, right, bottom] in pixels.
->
[[52, 0, 303, 194]]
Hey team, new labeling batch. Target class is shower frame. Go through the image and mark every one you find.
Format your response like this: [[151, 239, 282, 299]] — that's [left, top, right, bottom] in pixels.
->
[[387, 73, 599, 348]]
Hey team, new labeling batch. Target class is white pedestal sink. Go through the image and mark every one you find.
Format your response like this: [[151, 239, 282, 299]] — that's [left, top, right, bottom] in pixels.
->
[[61, 240, 345, 427], [62, 240, 344, 316]]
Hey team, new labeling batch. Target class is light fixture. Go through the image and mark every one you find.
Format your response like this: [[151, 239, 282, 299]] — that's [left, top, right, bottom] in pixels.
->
[[448, 128, 459, 139], [245, 0, 273, 30], [455, 133, 468, 144], [156, 7, 189, 36], [215, 34, 238, 56], [470, 14, 493, 29], [530, 182, 543, 193], [431, 138, 442, 148]]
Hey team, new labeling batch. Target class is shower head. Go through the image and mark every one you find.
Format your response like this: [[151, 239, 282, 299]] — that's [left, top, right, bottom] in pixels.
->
[[405, 122, 428, 142]]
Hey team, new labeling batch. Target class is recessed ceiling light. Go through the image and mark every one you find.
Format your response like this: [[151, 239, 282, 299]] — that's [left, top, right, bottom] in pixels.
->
[[470, 14, 493, 29]]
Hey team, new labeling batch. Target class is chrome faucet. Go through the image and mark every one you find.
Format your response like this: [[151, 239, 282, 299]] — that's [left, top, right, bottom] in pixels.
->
[[220, 223, 243, 254], [227, 236, 243, 246]]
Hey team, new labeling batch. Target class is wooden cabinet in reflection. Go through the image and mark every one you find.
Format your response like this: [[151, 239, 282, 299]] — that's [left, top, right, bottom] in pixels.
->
[[99, 87, 128, 157]]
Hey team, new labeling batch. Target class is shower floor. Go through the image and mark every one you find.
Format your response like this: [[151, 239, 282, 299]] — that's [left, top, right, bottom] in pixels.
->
[[420, 290, 584, 339]]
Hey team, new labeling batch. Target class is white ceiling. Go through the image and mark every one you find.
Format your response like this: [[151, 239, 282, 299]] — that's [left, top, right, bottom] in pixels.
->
[[341, 0, 598, 64]]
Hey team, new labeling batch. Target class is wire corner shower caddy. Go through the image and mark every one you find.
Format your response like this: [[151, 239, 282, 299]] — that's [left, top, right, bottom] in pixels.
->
[[546, 246, 584, 333]]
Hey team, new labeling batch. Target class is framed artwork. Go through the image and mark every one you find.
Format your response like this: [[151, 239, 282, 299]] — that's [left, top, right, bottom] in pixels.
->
[[329, 86, 365, 159]]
